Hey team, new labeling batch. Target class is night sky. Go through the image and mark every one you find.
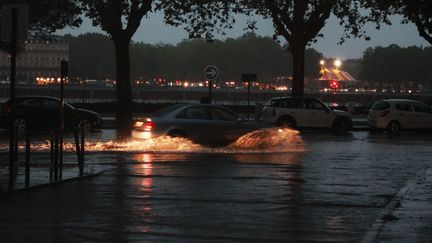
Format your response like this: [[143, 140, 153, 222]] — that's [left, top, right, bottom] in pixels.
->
[[57, 13, 429, 59]]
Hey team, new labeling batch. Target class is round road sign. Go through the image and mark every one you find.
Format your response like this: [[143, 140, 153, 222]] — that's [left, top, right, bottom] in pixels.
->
[[204, 65, 218, 81]]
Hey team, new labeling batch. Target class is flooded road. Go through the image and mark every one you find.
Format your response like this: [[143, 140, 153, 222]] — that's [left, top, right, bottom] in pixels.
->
[[0, 130, 431, 241]]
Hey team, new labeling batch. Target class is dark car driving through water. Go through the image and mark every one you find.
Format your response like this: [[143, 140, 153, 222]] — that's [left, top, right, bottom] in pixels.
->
[[132, 104, 273, 145], [1, 96, 102, 131]]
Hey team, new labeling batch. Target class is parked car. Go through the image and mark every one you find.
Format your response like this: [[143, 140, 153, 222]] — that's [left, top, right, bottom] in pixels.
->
[[1, 96, 102, 131], [259, 97, 352, 133], [132, 104, 273, 144], [367, 99, 432, 133]]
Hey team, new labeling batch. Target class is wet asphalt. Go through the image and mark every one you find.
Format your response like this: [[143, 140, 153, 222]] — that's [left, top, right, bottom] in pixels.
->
[[0, 130, 431, 242]]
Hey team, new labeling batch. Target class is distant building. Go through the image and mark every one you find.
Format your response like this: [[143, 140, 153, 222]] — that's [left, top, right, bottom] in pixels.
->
[[0, 38, 69, 84]]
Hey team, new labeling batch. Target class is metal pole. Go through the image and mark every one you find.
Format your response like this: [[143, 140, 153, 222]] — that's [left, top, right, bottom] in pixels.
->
[[80, 126, 85, 176], [54, 131, 59, 181], [247, 80, 251, 120], [50, 130, 54, 181], [59, 61, 67, 180], [25, 132, 30, 188], [8, 8, 18, 190], [208, 80, 212, 104], [14, 126, 18, 177], [10, 8, 17, 103], [74, 130, 81, 165]]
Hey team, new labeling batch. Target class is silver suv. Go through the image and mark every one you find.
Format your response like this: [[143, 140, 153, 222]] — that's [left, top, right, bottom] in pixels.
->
[[260, 97, 352, 133], [367, 99, 432, 133]]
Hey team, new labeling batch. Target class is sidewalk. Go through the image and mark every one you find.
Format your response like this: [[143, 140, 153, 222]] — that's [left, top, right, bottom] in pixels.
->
[[362, 168, 432, 243]]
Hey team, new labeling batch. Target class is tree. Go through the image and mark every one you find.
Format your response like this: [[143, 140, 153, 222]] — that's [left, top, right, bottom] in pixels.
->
[[391, 0, 432, 44], [64, 33, 116, 79], [0, 0, 81, 51], [360, 44, 432, 91], [26, 0, 82, 36], [163, 1, 387, 97], [66, 32, 322, 82], [79, 0, 152, 127]]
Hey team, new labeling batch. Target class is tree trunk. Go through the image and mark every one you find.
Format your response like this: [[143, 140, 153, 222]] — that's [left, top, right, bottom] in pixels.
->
[[291, 43, 306, 97], [113, 37, 133, 128]]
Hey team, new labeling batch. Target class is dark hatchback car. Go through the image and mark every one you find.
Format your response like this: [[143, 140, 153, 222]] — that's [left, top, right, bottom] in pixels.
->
[[1, 96, 102, 131]]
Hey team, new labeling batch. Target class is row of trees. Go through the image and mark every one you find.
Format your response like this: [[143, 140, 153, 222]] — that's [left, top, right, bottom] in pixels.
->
[[1, 0, 431, 127], [66, 33, 322, 81], [360, 44, 432, 90]]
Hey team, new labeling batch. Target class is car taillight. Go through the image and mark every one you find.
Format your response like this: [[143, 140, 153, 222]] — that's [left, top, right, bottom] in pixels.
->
[[143, 121, 155, 131], [380, 110, 391, 117], [134, 118, 155, 131]]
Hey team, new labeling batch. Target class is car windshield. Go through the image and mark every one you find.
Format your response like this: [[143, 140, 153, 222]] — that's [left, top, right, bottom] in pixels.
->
[[372, 101, 390, 110], [210, 107, 239, 121], [153, 104, 185, 117], [264, 99, 281, 107]]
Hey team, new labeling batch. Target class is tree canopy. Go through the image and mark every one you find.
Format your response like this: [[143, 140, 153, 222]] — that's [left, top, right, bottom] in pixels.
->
[[0, 0, 81, 38], [0, 0, 81, 52], [360, 44, 432, 91], [387, 0, 432, 44], [65, 32, 323, 81], [162, 0, 389, 97]]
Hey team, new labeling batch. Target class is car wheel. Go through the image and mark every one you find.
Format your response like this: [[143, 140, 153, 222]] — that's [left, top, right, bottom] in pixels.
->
[[78, 119, 91, 132], [333, 118, 351, 134], [167, 130, 186, 138], [276, 117, 297, 128], [387, 121, 400, 134], [14, 118, 26, 131]]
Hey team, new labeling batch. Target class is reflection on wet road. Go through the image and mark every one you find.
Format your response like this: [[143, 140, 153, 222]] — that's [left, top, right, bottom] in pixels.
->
[[0, 130, 431, 241]]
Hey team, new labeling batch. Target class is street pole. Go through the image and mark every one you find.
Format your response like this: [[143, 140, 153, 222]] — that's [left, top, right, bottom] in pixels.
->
[[59, 61, 68, 179], [247, 80, 250, 120], [8, 8, 18, 189], [208, 80, 212, 104]]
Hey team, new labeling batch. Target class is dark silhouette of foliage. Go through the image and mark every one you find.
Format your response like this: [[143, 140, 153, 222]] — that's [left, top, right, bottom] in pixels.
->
[[377, 0, 432, 45], [0, 0, 81, 50], [66, 32, 323, 82], [360, 44, 432, 91], [162, 0, 388, 97]]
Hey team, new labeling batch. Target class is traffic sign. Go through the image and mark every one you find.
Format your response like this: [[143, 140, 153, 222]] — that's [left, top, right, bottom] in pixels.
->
[[1, 4, 29, 41], [204, 65, 218, 81]]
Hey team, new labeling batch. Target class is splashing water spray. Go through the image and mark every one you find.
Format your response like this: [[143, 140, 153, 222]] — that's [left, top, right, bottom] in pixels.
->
[[2, 128, 305, 154]]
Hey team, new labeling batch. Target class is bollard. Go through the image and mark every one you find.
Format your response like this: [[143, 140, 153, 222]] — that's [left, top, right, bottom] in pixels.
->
[[74, 129, 84, 176], [50, 130, 54, 181], [25, 131, 30, 188], [8, 127, 15, 191], [54, 130, 59, 181], [14, 127, 18, 177], [80, 125, 85, 176], [59, 133, 63, 180]]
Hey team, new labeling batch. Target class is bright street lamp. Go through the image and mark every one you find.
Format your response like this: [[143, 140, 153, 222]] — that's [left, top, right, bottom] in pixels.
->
[[334, 59, 342, 70]]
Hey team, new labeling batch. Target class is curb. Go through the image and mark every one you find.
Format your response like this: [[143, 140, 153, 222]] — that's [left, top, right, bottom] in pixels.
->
[[361, 167, 432, 243], [0, 171, 104, 196]]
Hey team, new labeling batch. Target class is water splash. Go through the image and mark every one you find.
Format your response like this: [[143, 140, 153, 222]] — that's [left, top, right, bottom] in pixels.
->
[[227, 128, 304, 152], [1, 128, 304, 153]]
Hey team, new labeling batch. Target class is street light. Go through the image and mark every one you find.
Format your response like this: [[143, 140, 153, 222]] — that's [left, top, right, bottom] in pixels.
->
[[334, 59, 342, 71], [319, 60, 325, 75]]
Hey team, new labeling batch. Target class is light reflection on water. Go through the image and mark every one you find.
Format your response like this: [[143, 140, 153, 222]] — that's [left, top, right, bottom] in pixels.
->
[[0, 128, 305, 154]]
